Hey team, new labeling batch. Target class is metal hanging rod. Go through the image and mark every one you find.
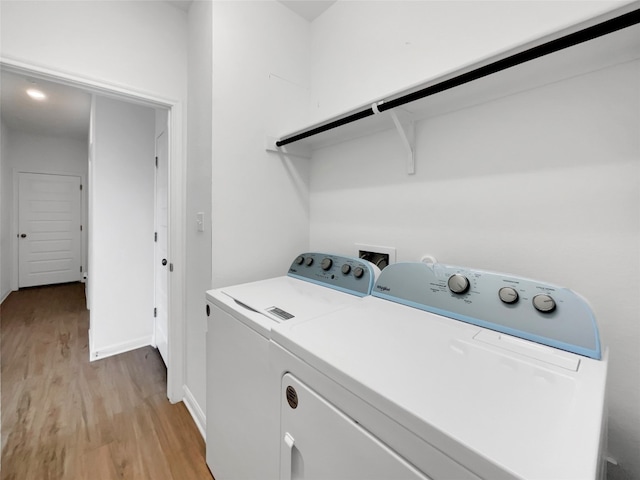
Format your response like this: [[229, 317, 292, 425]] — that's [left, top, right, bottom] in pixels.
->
[[275, 7, 640, 148]]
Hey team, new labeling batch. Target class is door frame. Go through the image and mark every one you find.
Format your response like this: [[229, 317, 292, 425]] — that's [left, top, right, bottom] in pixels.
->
[[1, 58, 186, 404], [13, 170, 86, 289]]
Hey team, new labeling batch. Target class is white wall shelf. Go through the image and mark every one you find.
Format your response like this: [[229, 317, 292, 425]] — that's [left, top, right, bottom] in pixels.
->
[[267, 5, 640, 159]]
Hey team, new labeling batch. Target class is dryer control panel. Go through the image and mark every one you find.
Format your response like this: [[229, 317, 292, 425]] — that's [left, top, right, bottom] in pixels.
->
[[372, 262, 601, 359], [288, 252, 380, 297]]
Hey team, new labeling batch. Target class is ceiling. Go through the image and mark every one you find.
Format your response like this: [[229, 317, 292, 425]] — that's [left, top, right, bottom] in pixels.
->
[[0, 1, 336, 141], [167, 0, 336, 20], [279, 1, 336, 22], [167, 0, 192, 12], [0, 70, 92, 141], [167, 0, 337, 20]]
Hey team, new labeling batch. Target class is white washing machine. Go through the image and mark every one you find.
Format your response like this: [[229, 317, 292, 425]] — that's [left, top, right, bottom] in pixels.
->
[[205, 252, 380, 480], [270, 262, 608, 480]]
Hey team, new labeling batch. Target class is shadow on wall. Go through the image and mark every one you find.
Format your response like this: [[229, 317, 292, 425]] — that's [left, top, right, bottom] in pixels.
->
[[609, 462, 634, 480]]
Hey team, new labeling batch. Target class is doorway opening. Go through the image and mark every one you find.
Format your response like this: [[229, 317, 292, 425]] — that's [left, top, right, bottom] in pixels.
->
[[0, 61, 184, 403]]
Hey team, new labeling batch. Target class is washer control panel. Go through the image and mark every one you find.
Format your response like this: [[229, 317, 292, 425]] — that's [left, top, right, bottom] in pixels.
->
[[288, 252, 381, 297], [372, 262, 601, 359]]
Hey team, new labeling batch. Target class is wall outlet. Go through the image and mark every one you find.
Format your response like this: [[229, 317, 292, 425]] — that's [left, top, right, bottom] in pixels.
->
[[355, 244, 396, 270]]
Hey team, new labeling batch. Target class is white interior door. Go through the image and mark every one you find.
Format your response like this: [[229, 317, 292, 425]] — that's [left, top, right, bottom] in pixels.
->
[[18, 172, 82, 288], [154, 131, 169, 366]]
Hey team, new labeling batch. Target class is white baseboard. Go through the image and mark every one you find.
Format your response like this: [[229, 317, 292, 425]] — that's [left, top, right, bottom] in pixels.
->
[[183, 384, 206, 440], [89, 334, 153, 362], [0, 289, 12, 305], [88, 328, 94, 362], [156, 328, 168, 367]]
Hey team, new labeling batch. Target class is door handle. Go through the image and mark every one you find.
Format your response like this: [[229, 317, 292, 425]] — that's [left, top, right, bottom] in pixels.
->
[[162, 259, 167, 266], [19, 233, 27, 238]]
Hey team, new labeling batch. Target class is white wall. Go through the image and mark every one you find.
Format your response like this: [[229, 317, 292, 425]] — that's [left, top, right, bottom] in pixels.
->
[[3, 130, 88, 174], [89, 95, 155, 358], [0, 128, 88, 294], [211, 1, 311, 287], [308, 3, 640, 478], [176, 0, 313, 431], [185, 0, 213, 433], [309, 0, 633, 123], [0, 1, 187, 102]]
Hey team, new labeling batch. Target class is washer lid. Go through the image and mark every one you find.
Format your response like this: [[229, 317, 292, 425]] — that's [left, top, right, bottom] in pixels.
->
[[206, 252, 380, 337], [271, 297, 608, 479], [207, 276, 366, 337]]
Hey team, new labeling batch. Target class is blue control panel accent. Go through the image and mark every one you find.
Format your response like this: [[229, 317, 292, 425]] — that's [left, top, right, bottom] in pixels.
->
[[287, 252, 378, 297], [372, 262, 601, 359]]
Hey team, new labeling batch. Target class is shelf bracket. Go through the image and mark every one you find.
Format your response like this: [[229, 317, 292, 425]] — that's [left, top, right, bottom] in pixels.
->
[[390, 109, 415, 175], [265, 135, 311, 159], [374, 103, 415, 175]]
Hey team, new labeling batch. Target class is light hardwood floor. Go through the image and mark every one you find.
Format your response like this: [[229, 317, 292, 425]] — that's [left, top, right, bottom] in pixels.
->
[[0, 282, 213, 479]]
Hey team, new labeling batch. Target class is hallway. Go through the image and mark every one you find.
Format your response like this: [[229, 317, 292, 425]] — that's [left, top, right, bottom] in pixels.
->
[[0, 283, 212, 479]]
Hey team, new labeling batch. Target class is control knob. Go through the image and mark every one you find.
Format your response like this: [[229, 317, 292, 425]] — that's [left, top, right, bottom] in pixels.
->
[[353, 266, 364, 279], [321, 258, 333, 271], [498, 287, 519, 304], [305, 257, 314, 267], [295, 256, 304, 265], [448, 274, 470, 294], [532, 294, 556, 313], [341, 264, 351, 275]]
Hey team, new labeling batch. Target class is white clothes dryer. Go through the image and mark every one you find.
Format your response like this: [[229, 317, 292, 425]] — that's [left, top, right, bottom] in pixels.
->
[[205, 252, 380, 480], [270, 262, 608, 479]]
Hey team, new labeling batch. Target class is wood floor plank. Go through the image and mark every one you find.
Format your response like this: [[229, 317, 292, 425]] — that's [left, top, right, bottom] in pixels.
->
[[1, 283, 213, 479]]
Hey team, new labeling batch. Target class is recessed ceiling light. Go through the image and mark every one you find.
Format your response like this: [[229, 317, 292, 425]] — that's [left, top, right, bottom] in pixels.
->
[[26, 88, 47, 100]]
